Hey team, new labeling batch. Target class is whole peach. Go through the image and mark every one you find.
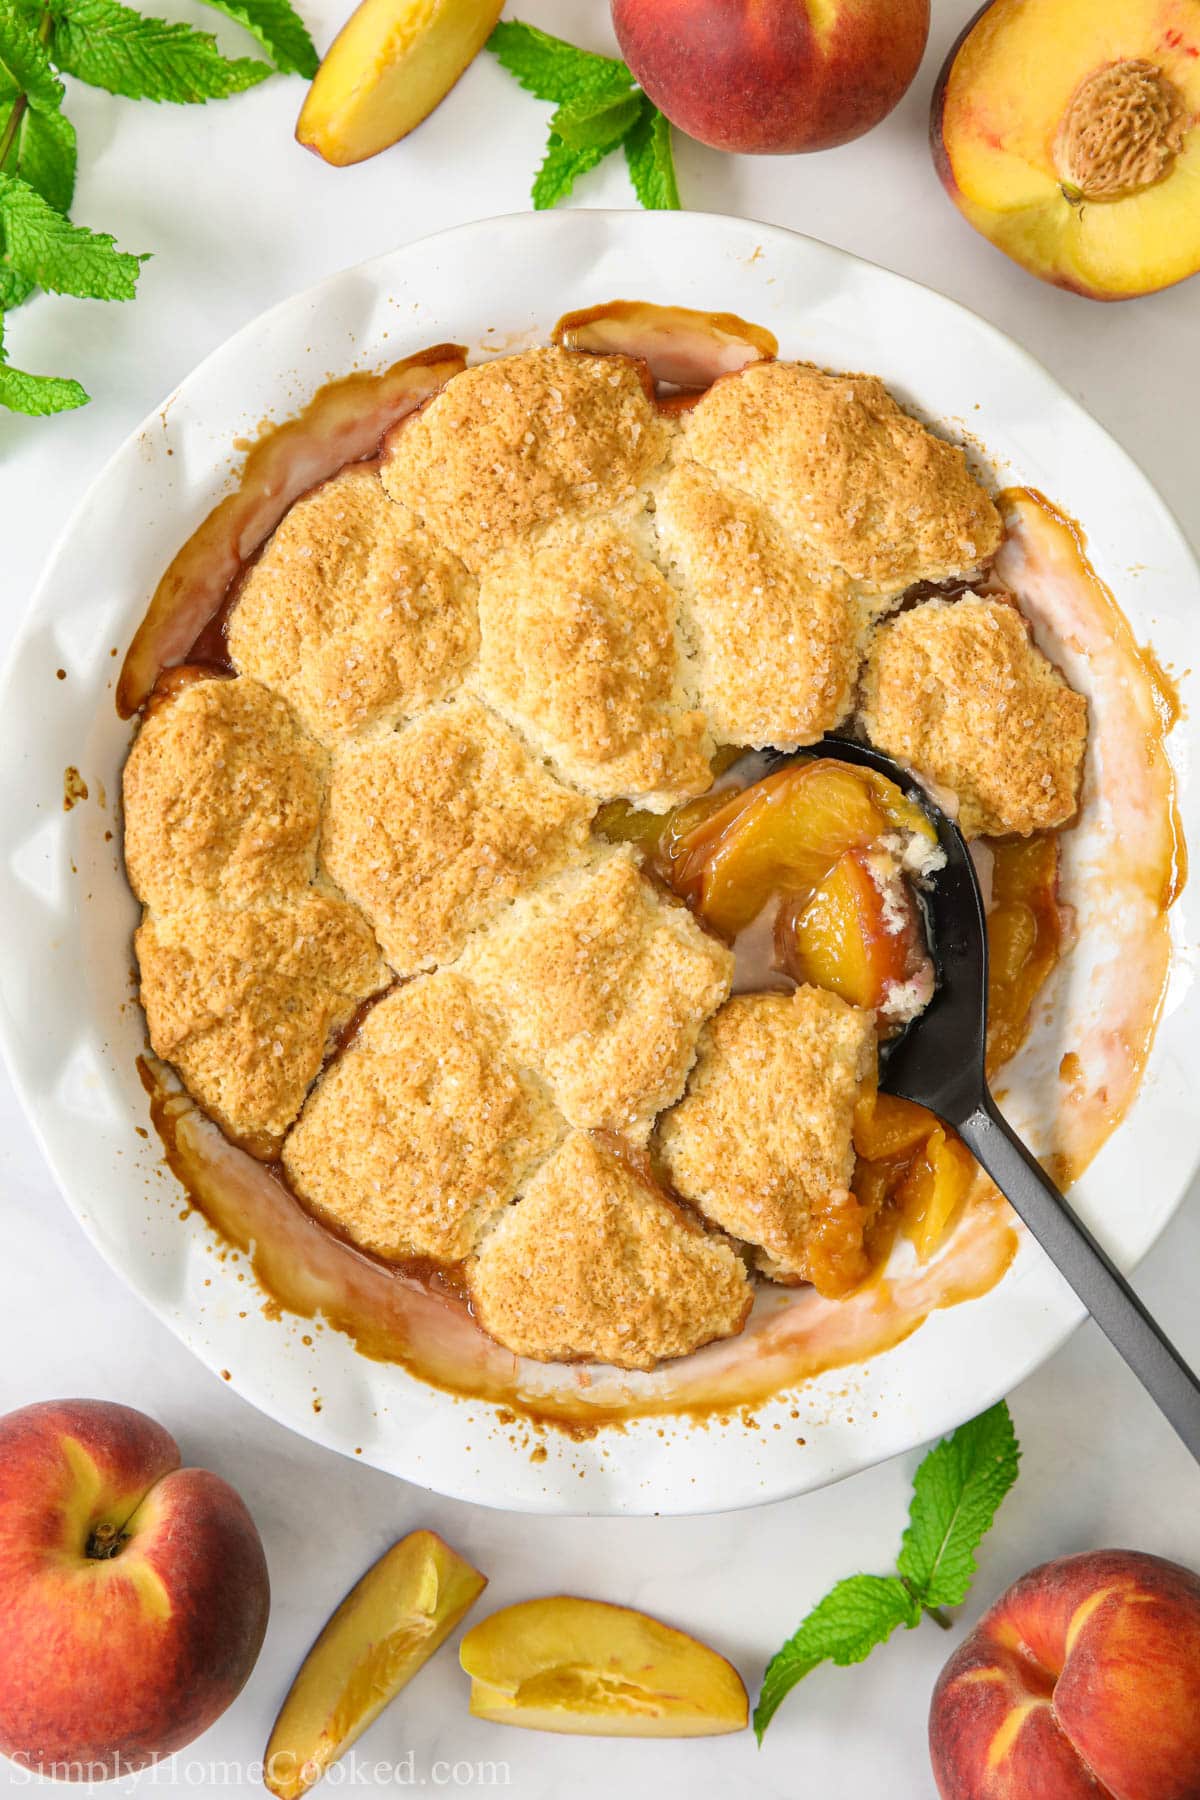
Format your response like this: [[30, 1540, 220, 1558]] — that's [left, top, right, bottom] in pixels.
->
[[930, 1549, 1200, 1799], [0, 1400, 270, 1781], [611, 0, 930, 155]]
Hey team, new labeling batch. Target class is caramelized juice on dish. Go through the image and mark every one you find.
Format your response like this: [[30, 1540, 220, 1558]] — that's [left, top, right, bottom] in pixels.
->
[[118, 314, 1184, 1431]]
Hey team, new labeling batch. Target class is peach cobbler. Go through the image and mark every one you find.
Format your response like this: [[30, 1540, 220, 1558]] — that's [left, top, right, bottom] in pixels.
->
[[120, 314, 1089, 1374]]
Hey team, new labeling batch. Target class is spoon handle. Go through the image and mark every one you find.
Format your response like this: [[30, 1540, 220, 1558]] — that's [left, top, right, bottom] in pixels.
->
[[958, 1094, 1200, 1464]]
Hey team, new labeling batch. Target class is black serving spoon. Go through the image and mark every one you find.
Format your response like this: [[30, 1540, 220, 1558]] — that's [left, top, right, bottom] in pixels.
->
[[804, 735, 1200, 1461]]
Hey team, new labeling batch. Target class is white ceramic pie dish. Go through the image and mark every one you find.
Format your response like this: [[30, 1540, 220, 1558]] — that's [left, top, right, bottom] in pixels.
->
[[1, 208, 1197, 1516]]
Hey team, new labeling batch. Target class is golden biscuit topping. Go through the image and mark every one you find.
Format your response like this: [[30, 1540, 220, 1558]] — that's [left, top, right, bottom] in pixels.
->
[[123, 674, 326, 912], [380, 346, 670, 570], [228, 465, 477, 744], [283, 974, 563, 1264], [321, 695, 593, 975], [135, 892, 389, 1156], [122, 337, 1093, 1370], [471, 528, 712, 809], [683, 360, 1002, 595], [457, 849, 733, 1142], [656, 460, 865, 748], [657, 987, 876, 1295], [858, 595, 1088, 837], [467, 1132, 752, 1370]]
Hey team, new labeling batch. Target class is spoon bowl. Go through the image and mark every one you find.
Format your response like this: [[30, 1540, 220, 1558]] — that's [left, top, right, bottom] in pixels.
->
[[784, 735, 1200, 1463]]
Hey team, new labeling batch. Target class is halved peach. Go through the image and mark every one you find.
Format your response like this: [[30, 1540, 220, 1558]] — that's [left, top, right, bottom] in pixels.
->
[[265, 1531, 486, 1799], [297, 0, 503, 167], [459, 1597, 748, 1738], [932, 0, 1200, 299]]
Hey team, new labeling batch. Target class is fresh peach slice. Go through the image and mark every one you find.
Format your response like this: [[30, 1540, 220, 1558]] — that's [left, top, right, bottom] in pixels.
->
[[265, 1531, 486, 1799], [459, 1597, 748, 1738], [899, 1126, 975, 1261], [932, 0, 1200, 299], [297, 0, 503, 167]]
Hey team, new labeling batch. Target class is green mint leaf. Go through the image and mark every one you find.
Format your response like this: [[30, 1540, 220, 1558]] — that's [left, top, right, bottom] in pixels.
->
[[897, 1402, 1020, 1611], [531, 130, 609, 211], [624, 97, 680, 210], [12, 103, 77, 213], [754, 1575, 920, 1741], [195, 0, 316, 77], [0, 7, 63, 111], [52, 0, 271, 102], [0, 173, 142, 298], [0, 313, 88, 412], [0, 353, 87, 410], [0, 262, 34, 306], [552, 88, 641, 153], [487, 19, 630, 105]]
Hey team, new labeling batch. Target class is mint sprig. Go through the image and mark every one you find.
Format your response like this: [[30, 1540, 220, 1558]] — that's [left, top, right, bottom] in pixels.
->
[[754, 1402, 1021, 1740], [0, 0, 315, 418], [487, 18, 680, 213]]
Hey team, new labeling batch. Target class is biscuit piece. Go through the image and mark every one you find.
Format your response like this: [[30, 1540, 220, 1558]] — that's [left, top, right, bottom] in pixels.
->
[[458, 849, 733, 1141], [381, 347, 671, 571], [123, 675, 325, 912], [472, 529, 712, 809], [858, 595, 1088, 837], [228, 465, 477, 744], [467, 1132, 752, 1369], [656, 987, 876, 1297], [283, 973, 563, 1265], [136, 891, 389, 1155], [322, 696, 592, 975], [656, 461, 865, 749], [682, 360, 1002, 596]]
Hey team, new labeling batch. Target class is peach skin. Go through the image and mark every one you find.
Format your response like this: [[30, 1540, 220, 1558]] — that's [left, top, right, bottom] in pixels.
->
[[929, 1548, 1200, 1799], [612, 0, 930, 154], [0, 1399, 269, 1779]]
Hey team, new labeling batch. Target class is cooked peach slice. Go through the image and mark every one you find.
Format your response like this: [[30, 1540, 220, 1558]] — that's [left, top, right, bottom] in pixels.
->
[[265, 1531, 486, 1799], [779, 847, 928, 1019], [854, 1089, 939, 1161], [985, 835, 1063, 1072], [297, 0, 503, 167], [459, 1597, 748, 1738], [932, 0, 1200, 299], [668, 761, 891, 936], [899, 1126, 975, 1261]]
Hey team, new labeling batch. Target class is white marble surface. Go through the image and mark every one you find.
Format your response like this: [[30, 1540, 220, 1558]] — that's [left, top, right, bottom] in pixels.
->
[[2, 1, 1199, 1793]]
